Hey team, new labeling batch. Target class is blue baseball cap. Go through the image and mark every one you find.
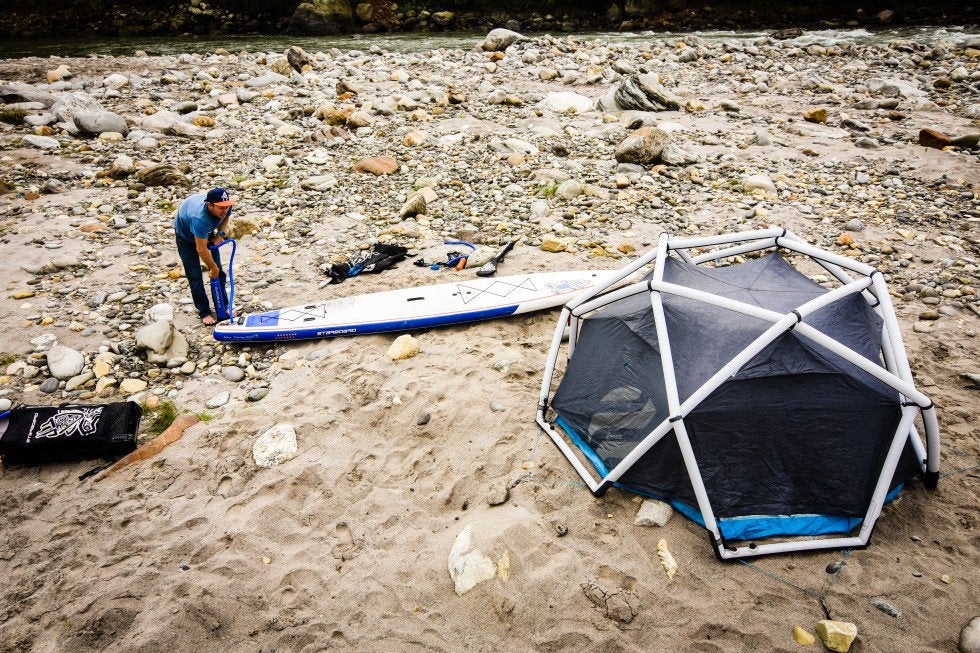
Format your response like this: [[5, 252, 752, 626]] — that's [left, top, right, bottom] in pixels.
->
[[206, 187, 235, 207]]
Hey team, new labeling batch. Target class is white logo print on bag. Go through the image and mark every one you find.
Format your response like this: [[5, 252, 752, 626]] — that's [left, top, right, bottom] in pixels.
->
[[34, 407, 103, 440]]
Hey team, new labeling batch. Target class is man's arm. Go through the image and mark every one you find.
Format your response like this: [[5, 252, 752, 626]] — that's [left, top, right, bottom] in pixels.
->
[[211, 212, 232, 245], [195, 236, 221, 279]]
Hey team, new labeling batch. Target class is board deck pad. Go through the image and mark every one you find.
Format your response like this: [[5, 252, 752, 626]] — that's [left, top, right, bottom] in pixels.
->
[[214, 270, 608, 342]]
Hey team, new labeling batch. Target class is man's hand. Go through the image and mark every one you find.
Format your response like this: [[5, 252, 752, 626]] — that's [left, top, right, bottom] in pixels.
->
[[210, 235, 224, 247], [208, 265, 220, 279]]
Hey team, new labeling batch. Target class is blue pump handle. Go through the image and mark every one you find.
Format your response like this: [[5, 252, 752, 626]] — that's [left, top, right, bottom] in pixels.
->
[[208, 238, 237, 321]]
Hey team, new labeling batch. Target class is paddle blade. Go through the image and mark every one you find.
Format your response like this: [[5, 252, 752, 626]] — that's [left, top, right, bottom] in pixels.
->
[[476, 240, 516, 277]]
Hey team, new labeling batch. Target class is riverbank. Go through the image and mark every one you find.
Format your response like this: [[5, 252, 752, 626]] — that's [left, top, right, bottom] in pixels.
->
[[1, 0, 976, 39], [1, 29, 979, 652]]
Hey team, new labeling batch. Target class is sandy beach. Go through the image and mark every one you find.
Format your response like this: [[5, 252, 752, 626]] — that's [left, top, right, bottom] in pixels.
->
[[1, 29, 978, 652]]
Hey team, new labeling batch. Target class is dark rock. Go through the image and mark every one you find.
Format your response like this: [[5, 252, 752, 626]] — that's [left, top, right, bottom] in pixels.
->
[[286, 45, 311, 73], [919, 128, 952, 150], [842, 118, 870, 131], [624, 0, 661, 18], [771, 28, 803, 40], [952, 133, 980, 149], [288, 0, 354, 35], [40, 377, 59, 393], [135, 163, 190, 187], [870, 596, 902, 618], [246, 387, 270, 402]]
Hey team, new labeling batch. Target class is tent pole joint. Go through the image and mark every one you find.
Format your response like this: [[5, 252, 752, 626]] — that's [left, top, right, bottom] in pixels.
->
[[593, 480, 613, 497]]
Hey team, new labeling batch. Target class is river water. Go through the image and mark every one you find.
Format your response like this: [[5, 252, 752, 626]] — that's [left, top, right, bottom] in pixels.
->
[[0, 26, 978, 59]]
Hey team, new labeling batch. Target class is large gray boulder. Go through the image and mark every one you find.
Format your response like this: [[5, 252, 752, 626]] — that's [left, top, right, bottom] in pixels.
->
[[0, 84, 56, 106], [75, 111, 129, 136], [614, 126, 671, 164], [135, 320, 173, 355], [288, 0, 354, 35], [141, 109, 181, 132], [51, 92, 104, 125], [614, 74, 682, 111], [46, 345, 85, 381], [482, 28, 525, 52]]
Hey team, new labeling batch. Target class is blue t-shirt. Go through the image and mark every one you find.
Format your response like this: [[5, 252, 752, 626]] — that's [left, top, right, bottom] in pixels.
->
[[173, 193, 231, 241]]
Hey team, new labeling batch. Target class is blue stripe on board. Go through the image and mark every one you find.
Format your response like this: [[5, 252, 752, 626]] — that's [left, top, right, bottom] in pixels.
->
[[215, 304, 520, 342], [553, 415, 909, 541], [245, 310, 281, 328]]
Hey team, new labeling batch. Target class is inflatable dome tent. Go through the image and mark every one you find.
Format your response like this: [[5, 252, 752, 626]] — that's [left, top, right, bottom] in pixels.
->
[[536, 228, 940, 559]]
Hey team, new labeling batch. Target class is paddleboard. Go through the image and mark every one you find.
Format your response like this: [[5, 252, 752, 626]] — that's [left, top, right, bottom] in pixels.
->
[[213, 270, 608, 342]]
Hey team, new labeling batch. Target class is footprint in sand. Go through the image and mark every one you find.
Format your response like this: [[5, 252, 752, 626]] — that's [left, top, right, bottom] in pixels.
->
[[331, 522, 361, 561]]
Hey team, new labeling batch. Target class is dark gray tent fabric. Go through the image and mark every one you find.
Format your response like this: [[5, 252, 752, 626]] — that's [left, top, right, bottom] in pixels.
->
[[551, 252, 921, 536]]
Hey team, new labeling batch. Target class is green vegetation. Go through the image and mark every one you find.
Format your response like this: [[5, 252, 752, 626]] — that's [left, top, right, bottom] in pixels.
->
[[196, 412, 216, 422], [144, 399, 178, 435], [156, 200, 175, 212], [0, 108, 27, 125], [536, 182, 558, 198], [0, 353, 16, 367]]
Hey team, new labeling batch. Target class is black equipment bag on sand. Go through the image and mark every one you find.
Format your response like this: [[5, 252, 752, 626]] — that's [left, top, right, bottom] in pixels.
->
[[324, 243, 409, 283], [0, 401, 142, 466]]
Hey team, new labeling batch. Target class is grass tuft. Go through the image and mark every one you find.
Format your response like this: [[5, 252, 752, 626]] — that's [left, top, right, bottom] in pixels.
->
[[144, 400, 178, 435], [0, 108, 27, 125]]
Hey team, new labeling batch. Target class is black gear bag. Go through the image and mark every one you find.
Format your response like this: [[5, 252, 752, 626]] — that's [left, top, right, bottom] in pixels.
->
[[0, 401, 142, 466]]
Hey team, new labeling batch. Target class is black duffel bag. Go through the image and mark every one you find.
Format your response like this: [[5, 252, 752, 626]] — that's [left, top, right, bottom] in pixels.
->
[[0, 401, 141, 466]]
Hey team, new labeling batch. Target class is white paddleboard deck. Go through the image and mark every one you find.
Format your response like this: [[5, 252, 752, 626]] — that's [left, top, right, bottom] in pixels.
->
[[213, 270, 608, 342]]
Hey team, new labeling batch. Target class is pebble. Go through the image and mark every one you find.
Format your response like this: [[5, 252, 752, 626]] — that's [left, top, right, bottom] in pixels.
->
[[252, 423, 297, 467], [960, 616, 980, 653], [119, 378, 148, 394], [246, 387, 270, 402], [206, 391, 230, 409], [870, 596, 902, 618], [487, 482, 510, 506], [39, 377, 59, 393], [221, 366, 246, 382]]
